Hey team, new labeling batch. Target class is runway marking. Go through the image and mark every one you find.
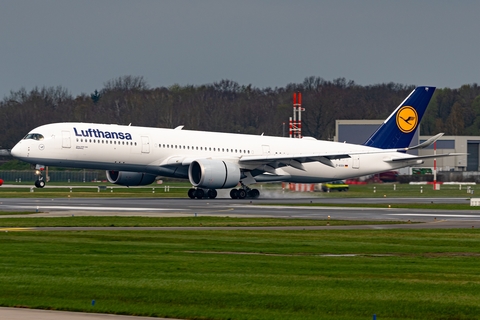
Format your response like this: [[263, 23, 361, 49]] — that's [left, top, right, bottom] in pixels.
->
[[8, 206, 185, 212], [387, 213, 480, 218], [0, 228, 34, 232]]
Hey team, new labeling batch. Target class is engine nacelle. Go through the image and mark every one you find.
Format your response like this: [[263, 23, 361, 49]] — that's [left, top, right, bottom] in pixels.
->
[[106, 170, 157, 186], [188, 159, 240, 189]]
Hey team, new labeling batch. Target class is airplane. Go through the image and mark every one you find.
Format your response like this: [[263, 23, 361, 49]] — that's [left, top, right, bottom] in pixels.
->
[[10, 86, 460, 199]]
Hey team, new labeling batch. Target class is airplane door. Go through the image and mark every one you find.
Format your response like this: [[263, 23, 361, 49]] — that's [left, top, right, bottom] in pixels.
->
[[262, 145, 270, 155], [141, 136, 150, 153], [352, 156, 360, 169], [62, 131, 71, 148]]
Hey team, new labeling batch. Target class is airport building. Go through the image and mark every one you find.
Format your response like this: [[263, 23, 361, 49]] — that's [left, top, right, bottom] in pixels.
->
[[335, 120, 477, 173]]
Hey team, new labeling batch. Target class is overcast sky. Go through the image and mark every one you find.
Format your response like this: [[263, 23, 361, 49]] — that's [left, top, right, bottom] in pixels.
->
[[1, 1, 479, 99]]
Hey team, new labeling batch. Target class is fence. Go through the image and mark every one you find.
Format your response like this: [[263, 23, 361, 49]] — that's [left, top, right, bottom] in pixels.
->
[[0, 170, 101, 183]]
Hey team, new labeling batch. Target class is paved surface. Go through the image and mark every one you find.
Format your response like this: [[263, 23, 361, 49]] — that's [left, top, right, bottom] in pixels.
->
[[0, 307, 177, 320], [0, 197, 478, 227]]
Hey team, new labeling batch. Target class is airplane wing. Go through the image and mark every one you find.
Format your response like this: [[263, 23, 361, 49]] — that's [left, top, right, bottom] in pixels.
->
[[240, 149, 465, 172], [238, 148, 407, 170]]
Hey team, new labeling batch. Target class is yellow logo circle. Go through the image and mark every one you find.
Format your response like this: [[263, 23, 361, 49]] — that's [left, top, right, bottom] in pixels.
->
[[396, 106, 418, 133]]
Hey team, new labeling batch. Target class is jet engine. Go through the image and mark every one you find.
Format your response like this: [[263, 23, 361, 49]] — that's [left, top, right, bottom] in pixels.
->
[[106, 170, 157, 186], [188, 159, 240, 189]]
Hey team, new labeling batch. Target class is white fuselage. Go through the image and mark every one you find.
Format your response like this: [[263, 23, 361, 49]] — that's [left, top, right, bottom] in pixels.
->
[[11, 122, 417, 184]]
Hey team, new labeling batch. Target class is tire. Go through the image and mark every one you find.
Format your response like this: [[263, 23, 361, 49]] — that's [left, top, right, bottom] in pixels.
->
[[188, 188, 196, 199], [238, 189, 247, 199], [230, 189, 239, 199], [207, 189, 217, 199], [195, 189, 204, 199], [248, 189, 260, 199]]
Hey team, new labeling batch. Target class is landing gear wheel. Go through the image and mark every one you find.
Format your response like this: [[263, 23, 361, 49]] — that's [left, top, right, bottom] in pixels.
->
[[230, 189, 239, 199], [238, 189, 247, 199], [188, 188, 196, 199], [248, 189, 260, 199], [35, 180, 45, 188], [195, 189, 205, 199], [207, 189, 217, 199]]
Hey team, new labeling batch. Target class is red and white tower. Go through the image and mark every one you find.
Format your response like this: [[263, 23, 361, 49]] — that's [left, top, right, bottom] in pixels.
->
[[289, 92, 305, 138]]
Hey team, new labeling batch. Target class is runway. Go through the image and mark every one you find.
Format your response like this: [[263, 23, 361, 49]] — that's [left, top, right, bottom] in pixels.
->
[[0, 197, 478, 228]]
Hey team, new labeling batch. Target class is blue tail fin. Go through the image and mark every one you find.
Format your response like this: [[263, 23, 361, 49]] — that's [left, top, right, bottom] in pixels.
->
[[363, 86, 435, 149]]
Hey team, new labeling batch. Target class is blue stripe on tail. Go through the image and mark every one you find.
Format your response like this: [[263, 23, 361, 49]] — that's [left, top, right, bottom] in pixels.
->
[[363, 86, 435, 149]]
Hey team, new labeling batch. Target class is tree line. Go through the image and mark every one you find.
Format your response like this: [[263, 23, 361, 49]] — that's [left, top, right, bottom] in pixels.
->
[[1, 75, 479, 149]]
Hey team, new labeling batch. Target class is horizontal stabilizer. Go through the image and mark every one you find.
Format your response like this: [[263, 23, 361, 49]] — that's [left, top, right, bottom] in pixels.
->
[[400, 133, 444, 151], [386, 153, 466, 162]]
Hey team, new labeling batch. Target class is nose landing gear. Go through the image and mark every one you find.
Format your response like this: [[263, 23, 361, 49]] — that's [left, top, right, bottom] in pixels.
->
[[34, 165, 46, 188]]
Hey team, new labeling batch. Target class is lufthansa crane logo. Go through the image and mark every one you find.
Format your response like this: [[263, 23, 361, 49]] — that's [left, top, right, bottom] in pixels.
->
[[396, 106, 418, 133]]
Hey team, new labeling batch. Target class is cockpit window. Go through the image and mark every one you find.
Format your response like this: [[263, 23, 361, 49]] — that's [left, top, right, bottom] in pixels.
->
[[23, 133, 44, 141]]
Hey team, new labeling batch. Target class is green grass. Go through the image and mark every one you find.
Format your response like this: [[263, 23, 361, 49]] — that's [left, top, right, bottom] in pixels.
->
[[0, 181, 477, 199], [0, 216, 406, 228], [0, 186, 189, 198], [0, 211, 37, 216], [315, 183, 476, 198], [1, 228, 480, 319]]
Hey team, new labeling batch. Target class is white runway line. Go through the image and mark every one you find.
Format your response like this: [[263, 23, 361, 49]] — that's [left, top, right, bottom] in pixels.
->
[[5, 206, 184, 211], [387, 213, 480, 218]]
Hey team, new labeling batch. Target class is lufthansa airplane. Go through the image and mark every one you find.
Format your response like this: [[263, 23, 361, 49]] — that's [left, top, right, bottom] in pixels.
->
[[10, 86, 458, 199]]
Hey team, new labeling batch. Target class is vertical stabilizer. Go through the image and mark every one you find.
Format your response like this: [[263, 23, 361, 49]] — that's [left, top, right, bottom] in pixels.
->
[[363, 86, 435, 149]]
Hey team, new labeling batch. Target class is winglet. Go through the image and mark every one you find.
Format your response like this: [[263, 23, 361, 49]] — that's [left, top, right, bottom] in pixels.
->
[[363, 86, 436, 149], [399, 133, 444, 151]]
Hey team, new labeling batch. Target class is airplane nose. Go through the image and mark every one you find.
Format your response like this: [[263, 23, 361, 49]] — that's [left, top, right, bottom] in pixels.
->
[[10, 143, 22, 158]]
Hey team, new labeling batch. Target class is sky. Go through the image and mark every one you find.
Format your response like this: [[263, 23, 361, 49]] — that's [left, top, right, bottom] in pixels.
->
[[1, 0, 479, 99]]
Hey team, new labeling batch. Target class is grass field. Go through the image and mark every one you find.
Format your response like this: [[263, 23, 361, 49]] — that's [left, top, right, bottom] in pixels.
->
[[1, 221, 480, 320], [0, 216, 406, 228], [0, 181, 477, 199]]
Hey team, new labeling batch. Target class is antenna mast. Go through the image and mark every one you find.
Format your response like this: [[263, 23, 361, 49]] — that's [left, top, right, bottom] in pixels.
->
[[290, 92, 304, 138]]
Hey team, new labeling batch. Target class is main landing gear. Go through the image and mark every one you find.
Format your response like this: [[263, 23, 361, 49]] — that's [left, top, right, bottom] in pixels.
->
[[188, 188, 218, 199], [188, 185, 260, 200], [229, 185, 260, 199]]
